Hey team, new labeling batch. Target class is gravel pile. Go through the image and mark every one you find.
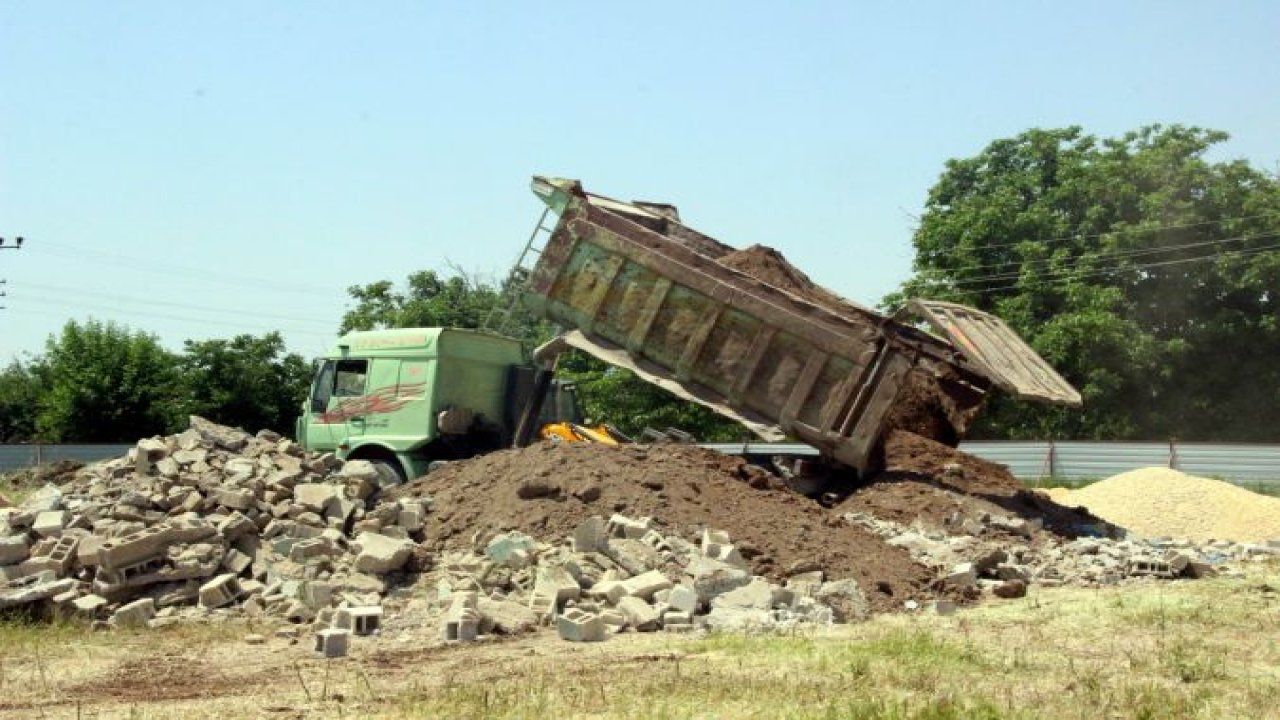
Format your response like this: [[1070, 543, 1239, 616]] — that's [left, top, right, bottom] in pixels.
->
[[1053, 467, 1280, 543]]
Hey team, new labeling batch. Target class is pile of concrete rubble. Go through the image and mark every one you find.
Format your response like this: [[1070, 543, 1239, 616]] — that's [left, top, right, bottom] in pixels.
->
[[0, 418, 424, 639], [2, 417, 1278, 656]]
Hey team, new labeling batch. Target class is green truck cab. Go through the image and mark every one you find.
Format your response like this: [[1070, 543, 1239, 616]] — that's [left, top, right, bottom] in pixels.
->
[[296, 327, 576, 482]]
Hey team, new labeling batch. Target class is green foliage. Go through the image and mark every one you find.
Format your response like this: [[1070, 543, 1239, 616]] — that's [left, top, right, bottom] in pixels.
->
[[892, 124, 1280, 440], [34, 319, 180, 441], [0, 359, 42, 442], [178, 332, 311, 436]]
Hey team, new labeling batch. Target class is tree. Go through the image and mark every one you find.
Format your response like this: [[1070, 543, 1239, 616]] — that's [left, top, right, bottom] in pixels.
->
[[341, 270, 503, 334], [34, 320, 180, 441], [0, 359, 42, 442], [890, 125, 1280, 440], [178, 332, 311, 436]]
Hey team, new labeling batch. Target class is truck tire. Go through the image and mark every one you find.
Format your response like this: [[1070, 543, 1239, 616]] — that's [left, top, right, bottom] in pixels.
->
[[369, 458, 406, 486]]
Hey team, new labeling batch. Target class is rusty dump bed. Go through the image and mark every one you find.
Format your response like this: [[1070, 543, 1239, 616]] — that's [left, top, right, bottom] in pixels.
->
[[522, 176, 1080, 473]]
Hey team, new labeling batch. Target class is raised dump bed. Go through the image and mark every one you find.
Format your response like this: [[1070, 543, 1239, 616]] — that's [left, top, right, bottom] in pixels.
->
[[521, 177, 1080, 474]]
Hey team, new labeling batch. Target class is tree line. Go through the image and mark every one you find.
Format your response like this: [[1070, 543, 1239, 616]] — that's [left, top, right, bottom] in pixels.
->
[[2, 123, 1277, 444]]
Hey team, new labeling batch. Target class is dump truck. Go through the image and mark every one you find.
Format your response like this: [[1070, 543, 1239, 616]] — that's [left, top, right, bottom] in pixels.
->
[[518, 176, 1081, 476], [295, 328, 585, 482]]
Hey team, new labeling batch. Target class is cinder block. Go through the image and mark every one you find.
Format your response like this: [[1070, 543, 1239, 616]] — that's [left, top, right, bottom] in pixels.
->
[[314, 628, 350, 658], [572, 516, 606, 553], [557, 608, 605, 642], [334, 606, 383, 635], [441, 591, 480, 642], [198, 573, 244, 609], [98, 525, 178, 571]]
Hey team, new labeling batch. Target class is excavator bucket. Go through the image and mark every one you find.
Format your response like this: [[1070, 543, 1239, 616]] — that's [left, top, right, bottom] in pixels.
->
[[902, 299, 1082, 407]]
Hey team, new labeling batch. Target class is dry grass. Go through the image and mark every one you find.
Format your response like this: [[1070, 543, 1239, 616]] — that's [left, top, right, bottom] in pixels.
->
[[1, 560, 1277, 719]]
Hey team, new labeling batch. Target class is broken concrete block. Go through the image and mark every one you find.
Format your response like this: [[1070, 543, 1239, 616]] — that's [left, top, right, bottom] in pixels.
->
[[214, 488, 255, 511], [557, 607, 605, 642], [711, 577, 778, 611], [293, 484, 343, 513], [0, 535, 30, 566], [111, 598, 156, 628], [198, 573, 244, 609], [478, 597, 538, 635], [688, 556, 751, 603], [300, 581, 334, 610], [353, 532, 412, 574], [572, 516, 607, 553], [484, 531, 536, 568], [534, 565, 582, 605], [603, 538, 663, 576], [667, 584, 698, 614], [616, 596, 661, 631], [607, 514, 653, 539], [621, 569, 672, 600], [815, 579, 870, 622], [314, 628, 350, 658], [20, 484, 63, 513], [72, 593, 109, 616], [32, 510, 69, 538]]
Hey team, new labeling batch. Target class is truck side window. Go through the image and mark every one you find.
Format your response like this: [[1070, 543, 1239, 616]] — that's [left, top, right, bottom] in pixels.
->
[[311, 360, 336, 412], [334, 359, 369, 397]]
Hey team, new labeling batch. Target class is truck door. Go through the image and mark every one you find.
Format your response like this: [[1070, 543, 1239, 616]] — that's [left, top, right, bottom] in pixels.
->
[[306, 358, 371, 450]]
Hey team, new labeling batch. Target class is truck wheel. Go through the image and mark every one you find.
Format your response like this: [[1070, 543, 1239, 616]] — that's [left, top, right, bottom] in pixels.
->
[[369, 459, 406, 486]]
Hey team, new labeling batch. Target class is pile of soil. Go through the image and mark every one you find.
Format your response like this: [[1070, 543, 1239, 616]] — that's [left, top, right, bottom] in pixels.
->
[[392, 442, 936, 613], [839, 431, 1105, 539], [1054, 467, 1280, 543], [717, 244, 855, 313]]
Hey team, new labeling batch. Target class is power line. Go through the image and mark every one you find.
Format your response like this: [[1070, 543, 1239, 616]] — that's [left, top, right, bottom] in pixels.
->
[[924, 230, 1265, 276], [940, 232, 1280, 286], [915, 210, 1280, 256], [6, 295, 335, 339], [26, 240, 339, 298], [933, 243, 1280, 296], [9, 281, 338, 329]]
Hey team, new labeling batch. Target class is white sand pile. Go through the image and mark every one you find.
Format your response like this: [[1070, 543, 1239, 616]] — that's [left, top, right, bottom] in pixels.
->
[[1053, 467, 1280, 543]]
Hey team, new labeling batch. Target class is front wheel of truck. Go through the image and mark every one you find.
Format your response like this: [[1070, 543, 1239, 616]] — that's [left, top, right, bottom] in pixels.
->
[[369, 458, 406, 486]]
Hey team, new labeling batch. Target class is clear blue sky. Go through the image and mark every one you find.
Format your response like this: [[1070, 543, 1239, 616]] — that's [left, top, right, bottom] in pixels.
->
[[3, 1, 1278, 361]]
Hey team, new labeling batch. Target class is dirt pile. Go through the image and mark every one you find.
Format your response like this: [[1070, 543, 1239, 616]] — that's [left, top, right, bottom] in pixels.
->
[[1054, 467, 1280, 543], [717, 244, 857, 314], [840, 431, 1109, 539], [392, 442, 933, 613]]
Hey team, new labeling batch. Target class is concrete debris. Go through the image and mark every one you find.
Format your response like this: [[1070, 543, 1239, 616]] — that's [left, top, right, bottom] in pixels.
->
[[1, 416, 1265, 649]]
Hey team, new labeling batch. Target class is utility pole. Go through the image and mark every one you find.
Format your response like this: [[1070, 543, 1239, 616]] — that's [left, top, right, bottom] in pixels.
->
[[0, 236, 24, 310]]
